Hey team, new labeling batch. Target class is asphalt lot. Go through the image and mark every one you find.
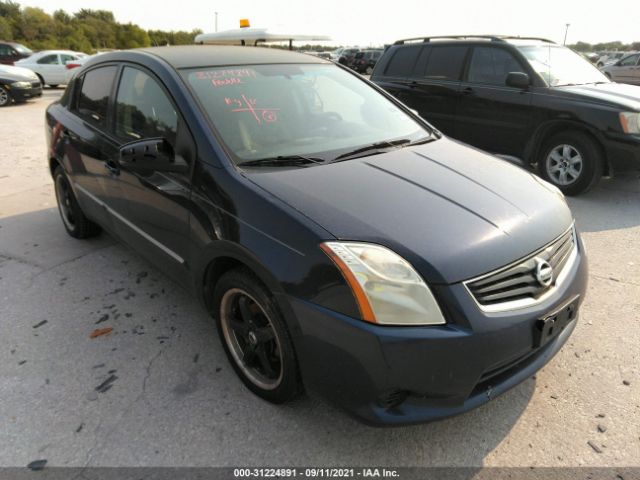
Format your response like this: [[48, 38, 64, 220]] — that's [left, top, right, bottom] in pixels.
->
[[0, 90, 639, 468]]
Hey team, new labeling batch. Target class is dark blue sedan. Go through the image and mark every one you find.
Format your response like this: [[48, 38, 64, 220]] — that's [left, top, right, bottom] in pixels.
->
[[45, 46, 587, 425]]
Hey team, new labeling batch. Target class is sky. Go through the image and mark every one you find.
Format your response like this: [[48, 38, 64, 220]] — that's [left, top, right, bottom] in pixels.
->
[[18, 0, 640, 47]]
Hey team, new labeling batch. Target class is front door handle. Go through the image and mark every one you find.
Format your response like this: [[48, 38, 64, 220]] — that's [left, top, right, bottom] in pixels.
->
[[104, 160, 120, 176]]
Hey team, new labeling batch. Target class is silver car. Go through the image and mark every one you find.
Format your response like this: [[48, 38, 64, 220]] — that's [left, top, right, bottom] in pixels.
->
[[601, 52, 640, 85]]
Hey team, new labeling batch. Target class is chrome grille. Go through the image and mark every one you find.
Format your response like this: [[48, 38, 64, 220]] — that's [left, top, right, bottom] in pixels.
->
[[466, 226, 576, 310]]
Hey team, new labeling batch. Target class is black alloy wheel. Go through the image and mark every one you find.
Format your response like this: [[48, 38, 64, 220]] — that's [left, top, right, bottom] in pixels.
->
[[213, 268, 301, 403]]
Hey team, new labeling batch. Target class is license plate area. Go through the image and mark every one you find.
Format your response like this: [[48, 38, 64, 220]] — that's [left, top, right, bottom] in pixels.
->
[[533, 295, 579, 348]]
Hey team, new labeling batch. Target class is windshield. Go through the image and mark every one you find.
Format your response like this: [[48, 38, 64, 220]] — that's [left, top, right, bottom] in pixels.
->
[[183, 63, 428, 164], [518, 45, 609, 86], [13, 44, 32, 55]]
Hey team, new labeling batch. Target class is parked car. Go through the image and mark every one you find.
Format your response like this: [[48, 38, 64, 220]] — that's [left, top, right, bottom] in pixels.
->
[[338, 47, 360, 65], [46, 46, 586, 425], [371, 35, 640, 195], [0, 64, 42, 106], [600, 52, 640, 85], [0, 41, 33, 65], [596, 51, 625, 68], [329, 47, 344, 61], [16, 50, 85, 87], [64, 52, 105, 84], [350, 49, 383, 74]]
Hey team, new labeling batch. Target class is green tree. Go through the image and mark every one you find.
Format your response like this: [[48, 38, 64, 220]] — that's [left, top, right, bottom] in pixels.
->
[[14, 7, 57, 49], [569, 41, 592, 52], [0, 16, 13, 40], [115, 23, 150, 49]]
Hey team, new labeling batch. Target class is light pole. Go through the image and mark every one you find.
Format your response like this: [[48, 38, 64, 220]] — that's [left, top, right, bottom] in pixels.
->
[[215, 12, 218, 32], [563, 23, 570, 45]]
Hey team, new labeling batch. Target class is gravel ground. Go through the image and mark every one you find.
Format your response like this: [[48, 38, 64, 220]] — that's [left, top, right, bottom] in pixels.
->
[[0, 91, 638, 468]]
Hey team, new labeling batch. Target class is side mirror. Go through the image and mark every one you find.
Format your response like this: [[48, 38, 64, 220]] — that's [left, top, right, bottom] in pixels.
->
[[505, 72, 530, 89], [119, 138, 188, 174]]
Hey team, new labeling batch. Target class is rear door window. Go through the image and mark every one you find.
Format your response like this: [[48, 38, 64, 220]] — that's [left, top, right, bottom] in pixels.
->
[[384, 45, 422, 78], [424, 46, 467, 81], [76, 66, 117, 128], [468, 47, 526, 85], [37, 54, 60, 65], [620, 54, 640, 66]]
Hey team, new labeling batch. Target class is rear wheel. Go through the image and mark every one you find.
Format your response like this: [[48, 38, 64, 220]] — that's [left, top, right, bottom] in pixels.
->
[[53, 166, 101, 238], [213, 268, 301, 403], [0, 86, 10, 107], [537, 131, 603, 196]]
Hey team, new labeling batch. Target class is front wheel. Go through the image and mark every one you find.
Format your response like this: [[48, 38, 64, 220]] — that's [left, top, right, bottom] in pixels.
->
[[0, 86, 10, 107], [537, 131, 603, 196], [213, 268, 301, 404]]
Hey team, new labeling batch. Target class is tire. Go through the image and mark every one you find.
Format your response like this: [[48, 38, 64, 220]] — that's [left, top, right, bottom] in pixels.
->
[[36, 74, 44, 87], [53, 165, 102, 238], [0, 86, 10, 107], [537, 130, 603, 196], [213, 268, 301, 404]]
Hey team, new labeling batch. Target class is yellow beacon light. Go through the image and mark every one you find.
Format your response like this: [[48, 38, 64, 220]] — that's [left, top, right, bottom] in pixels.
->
[[239, 19, 250, 28]]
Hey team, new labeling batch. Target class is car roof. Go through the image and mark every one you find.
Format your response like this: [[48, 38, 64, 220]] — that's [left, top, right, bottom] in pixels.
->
[[130, 45, 330, 69]]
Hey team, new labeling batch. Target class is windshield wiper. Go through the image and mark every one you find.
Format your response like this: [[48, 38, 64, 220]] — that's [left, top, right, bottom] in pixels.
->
[[403, 136, 437, 147], [332, 139, 412, 162], [237, 155, 325, 168]]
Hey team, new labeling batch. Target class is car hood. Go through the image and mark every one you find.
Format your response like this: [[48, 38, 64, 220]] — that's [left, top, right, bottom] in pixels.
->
[[554, 82, 640, 111], [0, 64, 38, 82], [245, 138, 573, 284]]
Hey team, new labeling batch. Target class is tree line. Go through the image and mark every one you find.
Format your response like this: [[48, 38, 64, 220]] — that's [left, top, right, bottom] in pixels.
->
[[569, 41, 640, 52], [0, 1, 202, 52]]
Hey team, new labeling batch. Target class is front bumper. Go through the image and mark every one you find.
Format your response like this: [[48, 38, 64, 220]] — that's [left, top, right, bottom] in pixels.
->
[[9, 84, 43, 102], [289, 237, 588, 426], [602, 132, 640, 173]]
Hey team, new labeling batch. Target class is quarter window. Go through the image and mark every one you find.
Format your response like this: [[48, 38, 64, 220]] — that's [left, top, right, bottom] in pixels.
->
[[114, 67, 177, 144], [76, 66, 117, 127], [60, 54, 78, 64], [468, 47, 526, 85], [37, 54, 60, 65], [424, 46, 467, 81]]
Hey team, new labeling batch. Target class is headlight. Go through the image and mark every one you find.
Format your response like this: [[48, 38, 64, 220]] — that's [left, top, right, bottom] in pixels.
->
[[321, 242, 446, 326], [11, 81, 31, 89], [619, 112, 640, 134]]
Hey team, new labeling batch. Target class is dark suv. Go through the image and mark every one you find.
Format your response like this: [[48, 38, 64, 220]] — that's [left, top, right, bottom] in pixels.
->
[[350, 49, 383, 75], [371, 36, 640, 195], [0, 41, 33, 65]]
